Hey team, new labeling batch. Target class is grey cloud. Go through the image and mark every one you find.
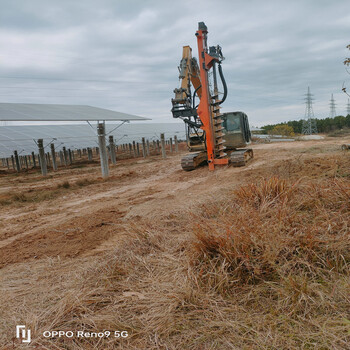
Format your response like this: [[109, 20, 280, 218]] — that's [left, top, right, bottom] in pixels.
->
[[0, 0, 349, 126]]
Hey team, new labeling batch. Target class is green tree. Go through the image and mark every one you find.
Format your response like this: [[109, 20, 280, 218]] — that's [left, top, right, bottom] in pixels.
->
[[287, 120, 302, 133], [334, 116, 346, 129], [262, 115, 348, 135], [345, 114, 350, 127], [261, 124, 275, 134], [269, 124, 295, 137]]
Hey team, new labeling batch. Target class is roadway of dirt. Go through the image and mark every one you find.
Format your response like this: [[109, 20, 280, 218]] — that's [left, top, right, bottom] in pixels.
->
[[0, 138, 347, 269]]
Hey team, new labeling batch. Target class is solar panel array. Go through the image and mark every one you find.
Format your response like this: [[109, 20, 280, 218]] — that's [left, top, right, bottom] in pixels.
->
[[0, 123, 186, 158], [0, 103, 149, 121]]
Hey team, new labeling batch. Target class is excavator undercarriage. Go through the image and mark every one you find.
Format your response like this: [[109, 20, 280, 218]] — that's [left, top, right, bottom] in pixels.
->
[[180, 148, 253, 171]]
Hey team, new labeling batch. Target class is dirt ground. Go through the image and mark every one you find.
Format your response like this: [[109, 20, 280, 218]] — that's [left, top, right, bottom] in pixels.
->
[[0, 137, 349, 349]]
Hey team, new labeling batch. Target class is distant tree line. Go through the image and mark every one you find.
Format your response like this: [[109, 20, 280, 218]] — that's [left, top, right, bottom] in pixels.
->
[[261, 114, 350, 134]]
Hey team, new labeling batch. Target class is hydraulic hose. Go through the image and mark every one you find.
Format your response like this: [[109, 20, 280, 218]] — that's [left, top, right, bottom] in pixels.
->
[[192, 85, 201, 109], [218, 63, 227, 105]]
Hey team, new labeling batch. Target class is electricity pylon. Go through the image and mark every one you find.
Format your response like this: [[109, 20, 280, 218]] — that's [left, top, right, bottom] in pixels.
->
[[302, 87, 317, 135], [329, 94, 336, 118]]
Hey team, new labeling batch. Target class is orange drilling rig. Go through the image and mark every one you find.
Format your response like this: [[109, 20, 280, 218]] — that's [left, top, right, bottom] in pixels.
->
[[171, 22, 253, 171]]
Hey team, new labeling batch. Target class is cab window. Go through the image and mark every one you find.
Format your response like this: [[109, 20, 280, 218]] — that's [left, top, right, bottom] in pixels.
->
[[225, 115, 241, 132]]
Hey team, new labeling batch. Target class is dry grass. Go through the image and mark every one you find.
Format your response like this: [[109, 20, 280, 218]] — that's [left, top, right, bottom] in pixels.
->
[[187, 155, 350, 348], [1, 151, 350, 349], [0, 179, 93, 206], [0, 170, 137, 206], [57, 180, 71, 189], [191, 176, 350, 287], [328, 128, 350, 137], [0, 188, 62, 205]]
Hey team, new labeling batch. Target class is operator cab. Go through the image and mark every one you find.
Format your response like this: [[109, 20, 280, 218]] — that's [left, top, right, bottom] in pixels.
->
[[222, 112, 252, 149], [186, 111, 252, 152]]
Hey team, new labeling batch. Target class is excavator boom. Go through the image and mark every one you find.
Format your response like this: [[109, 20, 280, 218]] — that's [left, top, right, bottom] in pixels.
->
[[174, 46, 202, 102], [171, 46, 201, 119]]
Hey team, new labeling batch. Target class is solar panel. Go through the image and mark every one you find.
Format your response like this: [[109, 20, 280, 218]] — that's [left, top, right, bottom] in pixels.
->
[[0, 103, 149, 121], [0, 123, 186, 158]]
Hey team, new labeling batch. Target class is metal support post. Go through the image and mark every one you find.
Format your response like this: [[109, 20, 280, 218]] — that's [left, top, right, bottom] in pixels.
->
[[146, 139, 150, 156], [109, 135, 117, 164], [97, 123, 109, 178], [62, 147, 68, 166], [174, 135, 179, 152], [161, 133, 166, 159], [14, 150, 20, 172], [142, 137, 146, 158], [132, 141, 137, 157], [31, 152, 37, 168], [87, 148, 93, 161], [37, 139, 48, 176], [68, 149, 73, 165], [50, 143, 57, 171]]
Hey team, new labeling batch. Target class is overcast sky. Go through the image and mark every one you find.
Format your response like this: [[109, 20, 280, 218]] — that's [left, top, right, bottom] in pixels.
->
[[0, 0, 349, 126]]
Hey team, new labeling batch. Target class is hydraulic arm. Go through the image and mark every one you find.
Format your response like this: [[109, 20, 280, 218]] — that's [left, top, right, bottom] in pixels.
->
[[171, 46, 201, 121]]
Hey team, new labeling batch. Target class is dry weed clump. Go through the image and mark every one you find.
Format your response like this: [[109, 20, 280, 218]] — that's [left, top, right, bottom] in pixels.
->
[[234, 176, 293, 208], [0, 188, 60, 205], [190, 175, 350, 292], [0, 177, 99, 206], [268, 152, 350, 180], [328, 127, 350, 137], [57, 180, 71, 188]]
